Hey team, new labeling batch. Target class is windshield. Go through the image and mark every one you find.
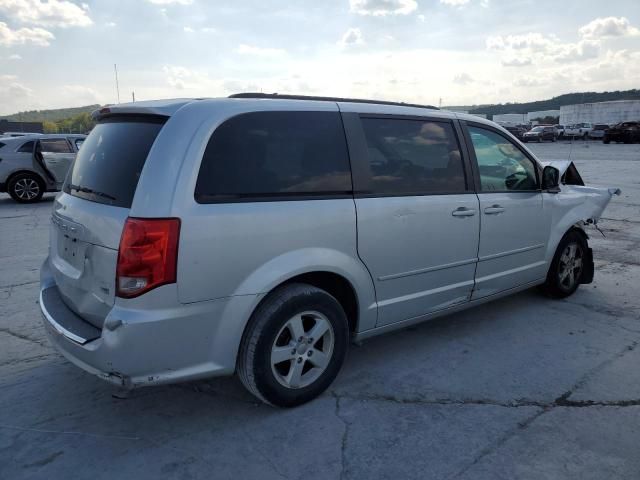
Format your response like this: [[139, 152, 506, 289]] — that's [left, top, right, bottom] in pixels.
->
[[530, 127, 543, 132], [63, 116, 166, 208]]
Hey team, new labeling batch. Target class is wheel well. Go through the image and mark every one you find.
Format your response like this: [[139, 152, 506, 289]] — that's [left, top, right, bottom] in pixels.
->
[[281, 272, 359, 333], [6, 170, 46, 189], [567, 225, 589, 243]]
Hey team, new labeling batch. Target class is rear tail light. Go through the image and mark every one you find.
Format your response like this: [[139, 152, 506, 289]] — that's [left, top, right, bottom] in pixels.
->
[[116, 217, 180, 298]]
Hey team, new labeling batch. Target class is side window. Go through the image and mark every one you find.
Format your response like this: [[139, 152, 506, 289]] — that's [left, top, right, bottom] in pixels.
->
[[360, 117, 466, 195], [468, 126, 538, 192], [74, 138, 85, 150], [40, 139, 73, 153], [17, 140, 34, 153], [195, 111, 352, 202]]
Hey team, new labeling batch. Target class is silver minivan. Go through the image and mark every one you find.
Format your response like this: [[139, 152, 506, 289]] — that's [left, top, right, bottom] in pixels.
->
[[0, 133, 86, 202], [39, 94, 619, 406]]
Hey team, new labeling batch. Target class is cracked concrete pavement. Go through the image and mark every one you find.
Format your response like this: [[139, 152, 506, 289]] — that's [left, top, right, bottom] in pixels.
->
[[1, 142, 639, 479]]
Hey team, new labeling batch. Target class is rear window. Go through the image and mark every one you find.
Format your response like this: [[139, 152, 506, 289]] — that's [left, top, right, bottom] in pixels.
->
[[64, 116, 166, 207], [195, 111, 352, 202]]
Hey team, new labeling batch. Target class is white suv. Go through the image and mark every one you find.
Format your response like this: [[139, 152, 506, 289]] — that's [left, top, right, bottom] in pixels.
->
[[39, 94, 619, 406], [0, 133, 86, 202]]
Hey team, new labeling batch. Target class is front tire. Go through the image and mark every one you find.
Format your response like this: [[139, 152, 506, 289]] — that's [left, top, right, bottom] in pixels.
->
[[237, 283, 349, 407], [7, 173, 44, 203], [541, 231, 588, 298]]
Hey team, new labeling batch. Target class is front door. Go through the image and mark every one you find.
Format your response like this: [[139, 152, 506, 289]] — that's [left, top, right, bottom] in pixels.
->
[[39, 138, 75, 185], [345, 114, 480, 326], [465, 123, 550, 299]]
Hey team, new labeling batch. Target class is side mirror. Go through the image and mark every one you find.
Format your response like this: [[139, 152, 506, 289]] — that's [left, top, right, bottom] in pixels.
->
[[542, 166, 560, 193]]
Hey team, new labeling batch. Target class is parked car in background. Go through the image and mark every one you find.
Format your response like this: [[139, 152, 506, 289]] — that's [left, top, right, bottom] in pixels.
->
[[0, 133, 86, 203], [39, 94, 619, 407], [589, 124, 609, 140], [564, 123, 593, 139], [603, 121, 640, 144], [504, 125, 527, 140], [0, 132, 42, 138], [554, 125, 565, 138], [522, 125, 557, 142]]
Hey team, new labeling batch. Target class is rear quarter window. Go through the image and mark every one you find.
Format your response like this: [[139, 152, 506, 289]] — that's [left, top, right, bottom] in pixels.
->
[[17, 140, 34, 153], [195, 111, 352, 202], [64, 116, 166, 207]]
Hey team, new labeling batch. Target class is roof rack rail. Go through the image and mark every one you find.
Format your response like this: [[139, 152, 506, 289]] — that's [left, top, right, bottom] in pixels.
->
[[228, 92, 439, 110]]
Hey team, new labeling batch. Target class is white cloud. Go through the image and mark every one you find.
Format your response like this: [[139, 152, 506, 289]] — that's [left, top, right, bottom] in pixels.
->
[[183, 26, 194, 33], [513, 76, 542, 87], [554, 40, 600, 62], [60, 84, 101, 104], [486, 33, 556, 53], [453, 72, 473, 84], [9, 53, 22, 60], [105, 21, 116, 27], [235, 44, 286, 57], [201, 27, 216, 33], [147, 0, 193, 4], [440, 0, 471, 6], [501, 56, 532, 67], [487, 31, 601, 64], [350, 0, 417, 16], [0, 0, 92, 28], [579, 16, 640, 39], [0, 21, 54, 46], [338, 27, 364, 48], [417, 14, 425, 22]]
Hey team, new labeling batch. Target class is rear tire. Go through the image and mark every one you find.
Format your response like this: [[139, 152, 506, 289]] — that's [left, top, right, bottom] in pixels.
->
[[541, 231, 588, 299], [7, 173, 44, 203], [237, 283, 349, 407], [603, 138, 610, 144]]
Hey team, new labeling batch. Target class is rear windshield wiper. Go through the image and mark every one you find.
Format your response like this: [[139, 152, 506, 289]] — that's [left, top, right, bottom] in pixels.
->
[[68, 184, 117, 201]]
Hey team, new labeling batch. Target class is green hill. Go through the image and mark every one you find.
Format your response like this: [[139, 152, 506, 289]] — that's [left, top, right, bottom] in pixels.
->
[[1, 105, 101, 122], [446, 89, 640, 119]]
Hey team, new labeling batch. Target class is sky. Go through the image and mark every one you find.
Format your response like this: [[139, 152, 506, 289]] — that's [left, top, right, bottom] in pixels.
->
[[0, 0, 639, 115]]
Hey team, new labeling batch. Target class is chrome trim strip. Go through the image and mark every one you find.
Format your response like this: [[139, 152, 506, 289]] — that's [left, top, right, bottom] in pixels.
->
[[377, 278, 474, 308], [354, 278, 546, 341], [39, 288, 88, 345], [378, 257, 478, 281], [478, 243, 545, 262]]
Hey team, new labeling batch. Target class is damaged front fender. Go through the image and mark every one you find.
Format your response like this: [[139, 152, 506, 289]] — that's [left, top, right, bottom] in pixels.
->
[[541, 160, 621, 263]]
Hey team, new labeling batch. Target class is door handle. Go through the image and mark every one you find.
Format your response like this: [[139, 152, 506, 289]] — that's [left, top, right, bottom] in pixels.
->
[[484, 205, 505, 215], [452, 207, 476, 217]]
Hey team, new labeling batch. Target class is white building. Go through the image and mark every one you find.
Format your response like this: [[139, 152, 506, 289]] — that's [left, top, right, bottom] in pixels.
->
[[527, 110, 560, 122], [560, 100, 640, 125], [493, 113, 527, 124]]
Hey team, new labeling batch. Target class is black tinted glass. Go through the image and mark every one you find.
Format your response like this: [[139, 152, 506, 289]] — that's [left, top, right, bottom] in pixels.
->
[[41, 139, 73, 153], [18, 141, 34, 153], [360, 118, 466, 195], [64, 116, 165, 207], [195, 111, 351, 202]]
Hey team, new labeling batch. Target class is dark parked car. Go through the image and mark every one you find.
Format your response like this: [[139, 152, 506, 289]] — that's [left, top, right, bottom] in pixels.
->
[[603, 121, 640, 144], [504, 125, 527, 139], [522, 125, 557, 143]]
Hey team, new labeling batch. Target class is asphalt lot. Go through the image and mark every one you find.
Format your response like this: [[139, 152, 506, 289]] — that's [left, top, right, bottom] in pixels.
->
[[1, 141, 640, 479]]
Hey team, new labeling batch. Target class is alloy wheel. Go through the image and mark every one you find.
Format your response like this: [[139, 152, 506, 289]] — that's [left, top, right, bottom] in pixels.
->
[[558, 242, 583, 290], [13, 178, 40, 201], [270, 311, 335, 389]]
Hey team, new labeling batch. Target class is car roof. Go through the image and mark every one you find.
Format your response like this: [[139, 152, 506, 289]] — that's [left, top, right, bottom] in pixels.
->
[[0, 133, 86, 143], [94, 95, 512, 136]]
